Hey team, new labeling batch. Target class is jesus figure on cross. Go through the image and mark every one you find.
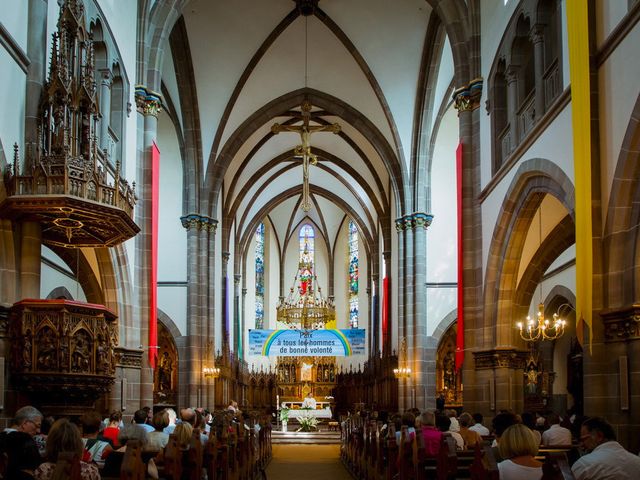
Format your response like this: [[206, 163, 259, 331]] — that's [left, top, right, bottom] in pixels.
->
[[271, 100, 341, 211]]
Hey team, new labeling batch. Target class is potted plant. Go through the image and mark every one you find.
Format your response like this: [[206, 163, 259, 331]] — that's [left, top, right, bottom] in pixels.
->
[[297, 411, 319, 432]]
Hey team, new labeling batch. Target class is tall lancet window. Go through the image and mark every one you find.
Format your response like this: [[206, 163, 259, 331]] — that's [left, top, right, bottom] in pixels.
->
[[255, 222, 265, 328], [348, 220, 359, 328], [299, 224, 315, 294]]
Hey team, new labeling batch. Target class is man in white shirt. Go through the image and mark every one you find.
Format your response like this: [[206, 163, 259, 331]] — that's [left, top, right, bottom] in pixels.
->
[[469, 412, 490, 436], [542, 413, 572, 446], [302, 392, 317, 409], [572, 417, 640, 480]]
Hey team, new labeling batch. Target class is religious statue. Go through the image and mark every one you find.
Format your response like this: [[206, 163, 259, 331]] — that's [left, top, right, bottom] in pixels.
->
[[271, 100, 341, 212], [526, 365, 540, 395], [157, 351, 173, 392]]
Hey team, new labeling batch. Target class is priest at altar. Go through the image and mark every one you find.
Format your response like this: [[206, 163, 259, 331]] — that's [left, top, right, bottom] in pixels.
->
[[301, 392, 317, 409]]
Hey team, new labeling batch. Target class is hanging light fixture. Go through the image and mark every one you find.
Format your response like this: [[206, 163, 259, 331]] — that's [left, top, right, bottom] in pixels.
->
[[276, 237, 336, 329], [202, 340, 220, 378], [516, 204, 566, 342], [394, 337, 411, 378]]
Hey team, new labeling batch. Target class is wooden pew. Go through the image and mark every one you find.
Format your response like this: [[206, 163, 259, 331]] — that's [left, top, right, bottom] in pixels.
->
[[162, 434, 183, 480], [183, 428, 204, 480], [541, 451, 577, 480], [119, 439, 145, 480], [469, 443, 499, 480]]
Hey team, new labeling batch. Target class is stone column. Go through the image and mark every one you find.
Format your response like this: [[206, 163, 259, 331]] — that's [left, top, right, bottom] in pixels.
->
[[531, 25, 545, 121], [371, 273, 379, 354], [505, 66, 519, 144], [206, 219, 218, 408], [241, 286, 247, 357], [24, 0, 48, 167], [19, 222, 42, 299], [234, 274, 242, 357], [403, 216, 414, 410], [453, 79, 490, 416], [412, 213, 434, 411], [221, 252, 231, 352], [134, 86, 162, 409], [98, 69, 114, 155]]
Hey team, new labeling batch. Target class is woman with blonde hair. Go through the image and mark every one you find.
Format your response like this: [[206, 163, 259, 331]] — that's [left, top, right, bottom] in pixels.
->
[[173, 422, 193, 450], [34, 418, 100, 480], [497, 423, 543, 480]]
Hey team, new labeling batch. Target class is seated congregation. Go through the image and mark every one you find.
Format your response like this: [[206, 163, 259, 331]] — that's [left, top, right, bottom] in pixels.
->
[[0, 404, 272, 479], [340, 408, 640, 480]]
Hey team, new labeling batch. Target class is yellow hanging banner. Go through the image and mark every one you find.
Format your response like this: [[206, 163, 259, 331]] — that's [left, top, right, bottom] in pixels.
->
[[567, 0, 592, 352]]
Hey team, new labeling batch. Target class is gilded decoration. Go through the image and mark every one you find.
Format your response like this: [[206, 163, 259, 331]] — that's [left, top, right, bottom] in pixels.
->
[[453, 78, 484, 113], [395, 213, 434, 232], [473, 348, 528, 370], [134, 85, 163, 118], [180, 213, 218, 232], [601, 304, 640, 342], [0, 0, 138, 248], [276, 356, 337, 401], [9, 299, 118, 404], [436, 325, 462, 406], [154, 323, 178, 405]]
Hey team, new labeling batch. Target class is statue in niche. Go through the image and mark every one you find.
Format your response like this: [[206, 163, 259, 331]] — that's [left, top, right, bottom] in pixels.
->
[[443, 351, 456, 390], [37, 329, 57, 370], [157, 351, 173, 392], [71, 330, 91, 372], [526, 365, 540, 395]]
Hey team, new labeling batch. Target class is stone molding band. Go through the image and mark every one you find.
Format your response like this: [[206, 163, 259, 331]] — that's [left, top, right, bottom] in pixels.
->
[[453, 77, 483, 113], [135, 85, 164, 117], [473, 348, 528, 370], [601, 304, 640, 342], [395, 212, 434, 232], [180, 214, 218, 232]]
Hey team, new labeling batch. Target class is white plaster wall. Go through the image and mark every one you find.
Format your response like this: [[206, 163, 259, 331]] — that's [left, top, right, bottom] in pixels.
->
[[157, 286, 187, 336], [595, 1, 629, 46], [265, 220, 280, 330], [40, 247, 87, 302], [161, 38, 183, 133], [431, 37, 454, 130], [157, 110, 187, 282], [598, 24, 640, 224], [0, 48, 25, 158], [481, 105, 574, 277], [0, 0, 27, 49], [426, 288, 456, 336]]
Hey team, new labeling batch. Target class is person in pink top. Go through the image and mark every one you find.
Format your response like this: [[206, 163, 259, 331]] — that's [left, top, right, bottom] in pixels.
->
[[420, 411, 442, 457]]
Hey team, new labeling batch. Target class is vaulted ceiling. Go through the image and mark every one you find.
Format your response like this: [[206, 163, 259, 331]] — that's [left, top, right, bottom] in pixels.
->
[[160, 0, 455, 260]]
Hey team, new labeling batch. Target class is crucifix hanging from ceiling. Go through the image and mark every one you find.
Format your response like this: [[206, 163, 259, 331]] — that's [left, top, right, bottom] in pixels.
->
[[271, 100, 341, 212]]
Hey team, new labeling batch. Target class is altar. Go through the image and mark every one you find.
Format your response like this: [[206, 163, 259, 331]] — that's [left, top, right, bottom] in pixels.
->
[[284, 406, 333, 419]]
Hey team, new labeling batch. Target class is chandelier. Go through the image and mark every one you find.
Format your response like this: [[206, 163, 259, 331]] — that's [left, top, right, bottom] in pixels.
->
[[517, 302, 566, 342], [202, 340, 220, 378], [276, 242, 335, 329], [516, 204, 566, 342], [394, 337, 411, 379]]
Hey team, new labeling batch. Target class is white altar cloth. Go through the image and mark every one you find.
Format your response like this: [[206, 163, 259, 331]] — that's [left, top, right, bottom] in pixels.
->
[[286, 408, 333, 419]]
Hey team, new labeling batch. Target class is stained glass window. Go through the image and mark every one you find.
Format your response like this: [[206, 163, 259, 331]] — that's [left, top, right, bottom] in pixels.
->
[[299, 224, 314, 294], [255, 222, 265, 328], [348, 220, 359, 328]]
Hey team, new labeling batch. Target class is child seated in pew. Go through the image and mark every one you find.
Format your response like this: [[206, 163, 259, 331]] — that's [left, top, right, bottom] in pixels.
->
[[497, 423, 542, 480]]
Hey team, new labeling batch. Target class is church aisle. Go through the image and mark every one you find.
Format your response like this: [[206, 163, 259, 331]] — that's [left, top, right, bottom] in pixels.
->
[[265, 444, 353, 479]]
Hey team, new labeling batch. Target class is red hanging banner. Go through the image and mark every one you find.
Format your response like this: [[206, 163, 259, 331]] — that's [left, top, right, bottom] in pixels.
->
[[382, 276, 389, 350], [455, 143, 464, 371], [149, 142, 160, 369]]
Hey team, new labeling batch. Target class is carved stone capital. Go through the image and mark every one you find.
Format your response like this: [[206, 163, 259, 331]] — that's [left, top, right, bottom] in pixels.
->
[[453, 77, 484, 113], [180, 213, 218, 232], [99, 68, 113, 87], [530, 24, 544, 44], [134, 85, 163, 117], [115, 347, 144, 369], [473, 348, 528, 370], [412, 212, 434, 229], [601, 304, 640, 342]]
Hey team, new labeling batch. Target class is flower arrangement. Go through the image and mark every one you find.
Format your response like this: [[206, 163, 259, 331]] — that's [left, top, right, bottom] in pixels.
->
[[279, 406, 290, 423], [297, 411, 319, 432]]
